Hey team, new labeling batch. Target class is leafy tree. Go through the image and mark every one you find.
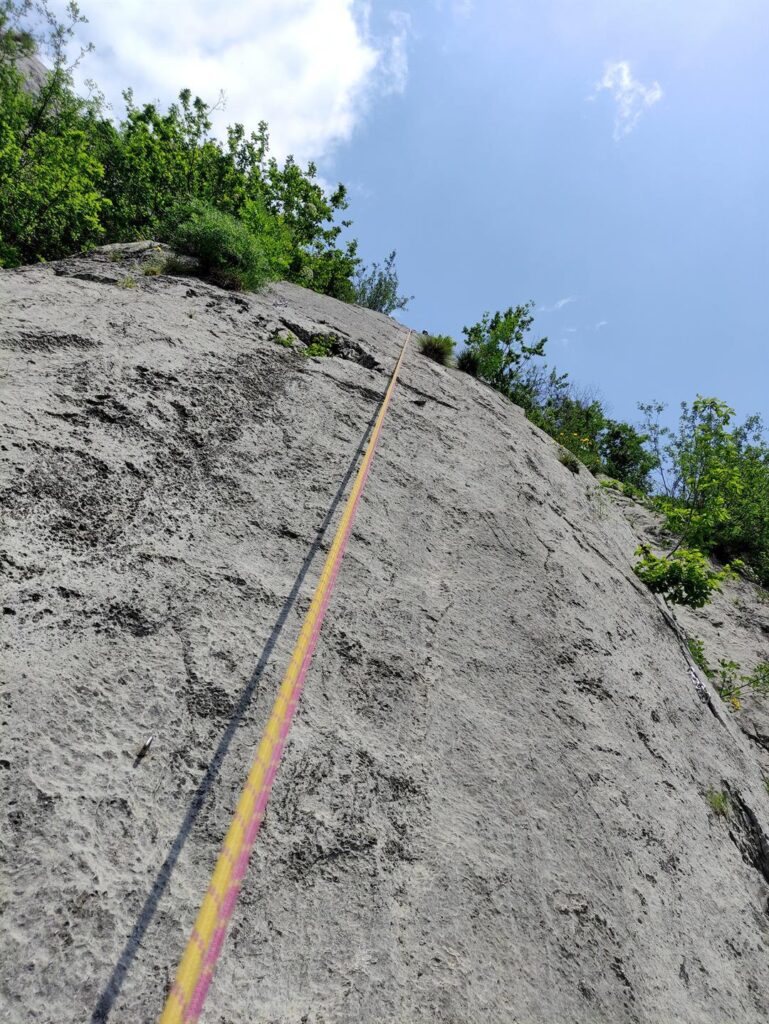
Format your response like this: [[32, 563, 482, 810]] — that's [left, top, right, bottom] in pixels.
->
[[95, 93, 360, 297], [0, 1, 107, 265], [253, 147, 359, 299], [529, 390, 607, 474], [353, 250, 412, 314], [640, 397, 769, 585], [0, 0, 368, 301], [633, 545, 736, 608], [93, 88, 227, 241], [460, 303, 546, 397], [598, 421, 658, 492], [456, 306, 659, 487]]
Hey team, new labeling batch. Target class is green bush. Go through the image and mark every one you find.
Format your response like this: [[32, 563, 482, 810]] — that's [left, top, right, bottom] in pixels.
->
[[684, 636, 769, 711], [272, 331, 294, 348], [751, 663, 769, 693], [353, 250, 412, 313], [418, 334, 455, 366], [714, 659, 743, 709], [170, 202, 269, 290], [633, 545, 736, 608], [301, 333, 335, 358], [528, 391, 606, 475], [505, 362, 658, 487], [461, 303, 546, 396]]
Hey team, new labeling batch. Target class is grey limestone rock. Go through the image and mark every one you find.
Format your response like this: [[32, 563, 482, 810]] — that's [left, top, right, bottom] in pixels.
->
[[1, 246, 769, 1023]]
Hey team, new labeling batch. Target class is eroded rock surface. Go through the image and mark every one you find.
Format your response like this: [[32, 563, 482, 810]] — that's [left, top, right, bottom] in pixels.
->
[[2, 246, 769, 1023]]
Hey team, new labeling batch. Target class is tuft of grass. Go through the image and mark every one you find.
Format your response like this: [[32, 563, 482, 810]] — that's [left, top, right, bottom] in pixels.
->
[[706, 787, 730, 817], [163, 255, 196, 276], [559, 449, 580, 474], [118, 276, 136, 289], [170, 201, 270, 291], [456, 348, 480, 377], [418, 333, 455, 366], [142, 259, 167, 277], [273, 332, 294, 348]]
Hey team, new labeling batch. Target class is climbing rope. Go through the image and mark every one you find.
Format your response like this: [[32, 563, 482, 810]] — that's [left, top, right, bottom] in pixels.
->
[[158, 330, 411, 1024]]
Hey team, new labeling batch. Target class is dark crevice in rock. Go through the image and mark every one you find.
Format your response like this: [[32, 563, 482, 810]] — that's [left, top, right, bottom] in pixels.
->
[[314, 374, 383, 405], [656, 600, 726, 720], [278, 317, 382, 370], [52, 269, 120, 285], [5, 330, 99, 352], [286, 835, 378, 881], [724, 786, 769, 886], [575, 676, 614, 702], [277, 317, 322, 345], [331, 337, 381, 370], [744, 730, 769, 752], [398, 380, 458, 410]]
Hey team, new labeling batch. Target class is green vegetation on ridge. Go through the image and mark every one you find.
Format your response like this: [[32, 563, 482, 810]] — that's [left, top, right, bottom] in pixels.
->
[[450, 305, 769, 598], [0, 0, 405, 306], [455, 302, 660, 492], [3, 1, 768, 603]]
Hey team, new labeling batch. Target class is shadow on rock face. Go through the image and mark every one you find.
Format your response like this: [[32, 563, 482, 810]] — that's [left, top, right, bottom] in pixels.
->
[[89, 401, 382, 1023]]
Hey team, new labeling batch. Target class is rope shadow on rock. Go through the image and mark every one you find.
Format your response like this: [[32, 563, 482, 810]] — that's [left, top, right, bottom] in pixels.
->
[[90, 402, 382, 1023]]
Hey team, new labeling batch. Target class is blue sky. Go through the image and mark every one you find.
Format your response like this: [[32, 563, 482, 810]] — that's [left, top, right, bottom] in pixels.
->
[[68, 0, 768, 426]]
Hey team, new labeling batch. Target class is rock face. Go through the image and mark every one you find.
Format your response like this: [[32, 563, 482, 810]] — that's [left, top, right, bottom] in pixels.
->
[[2, 244, 769, 1024], [16, 49, 50, 95]]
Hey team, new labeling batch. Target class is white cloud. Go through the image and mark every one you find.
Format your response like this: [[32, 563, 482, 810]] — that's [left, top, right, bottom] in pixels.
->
[[67, 1, 410, 164], [594, 320, 608, 329], [435, 0, 475, 16], [593, 60, 663, 140], [540, 296, 576, 312], [381, 12, 412, 95]]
